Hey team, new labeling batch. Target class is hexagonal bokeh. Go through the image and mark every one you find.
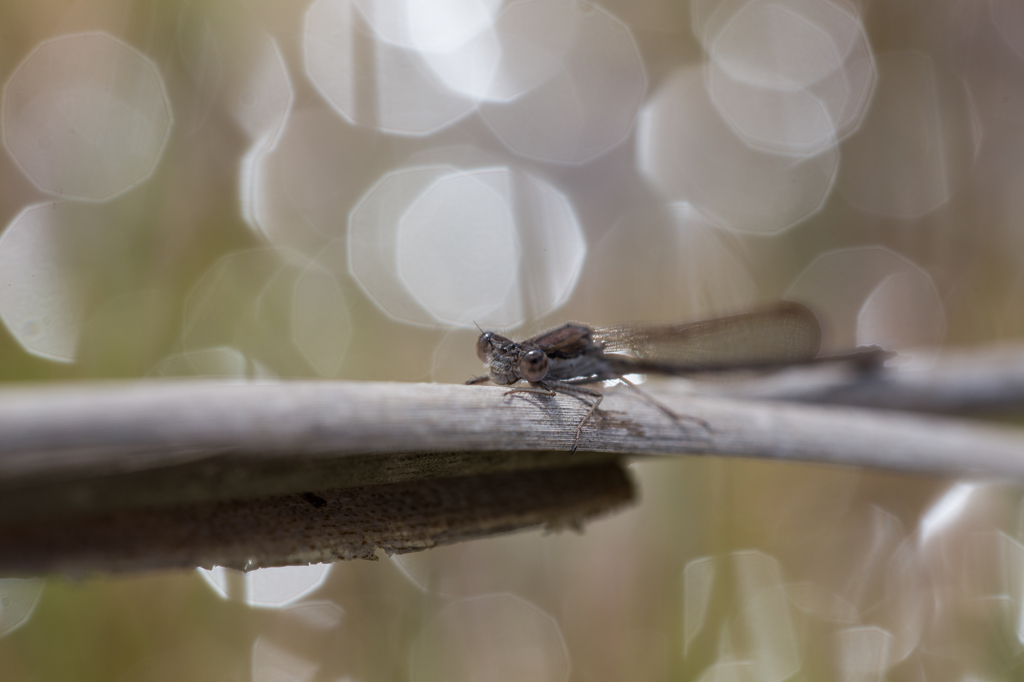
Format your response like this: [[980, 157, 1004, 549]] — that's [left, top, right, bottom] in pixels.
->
[[857, 270, 947, 360], [184, 248, 353, 377], [396, 170, 519, 322], [0, 579, 44, 638], [391, 527, 551, 597], [410, 594, 570, 682], [234, 36, 297, 244], [252, 637, 319, 682], [786, 246, 945, 357], [576, 201, 759, 325], [241, 108, 380, 255], [682, 551, 800, 679], [349, 163, 585, 327], [991, 0, 1024, 63], [303, 0, 476, 136], [3, 33, 172, 201], [0, 202, 114, 363], [199, 564, 332, 607], [226, 36, 292, 144], [637, 66, 838, 234], [837, 52, 970, 219], [150, 347, 274, 379], [690, 0, 876, 158], [478, 0, 646, 164], [292, 259, 352, 377]]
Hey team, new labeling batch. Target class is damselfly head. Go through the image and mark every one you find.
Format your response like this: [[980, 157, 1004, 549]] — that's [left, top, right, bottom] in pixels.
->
[[476, 331, 528, 385], [476, 331, 514, 362]]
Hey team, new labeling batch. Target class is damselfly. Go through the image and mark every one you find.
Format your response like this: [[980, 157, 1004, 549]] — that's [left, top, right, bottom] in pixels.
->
[[468, 302, 890, 450]]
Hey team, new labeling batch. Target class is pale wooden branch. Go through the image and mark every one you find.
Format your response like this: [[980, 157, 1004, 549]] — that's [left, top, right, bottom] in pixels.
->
[[0, 377, 1020, 484], [0, 367, 1020, 574], [703, 344, 1024, 413]]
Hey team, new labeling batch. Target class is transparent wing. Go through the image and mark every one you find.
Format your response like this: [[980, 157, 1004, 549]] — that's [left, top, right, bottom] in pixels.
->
[[525, 323, 597, 357], [593, 302, 822, 372]]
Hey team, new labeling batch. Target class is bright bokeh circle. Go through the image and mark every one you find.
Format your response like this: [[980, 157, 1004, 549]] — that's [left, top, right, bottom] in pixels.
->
[[3, 33, 172, 201], [348, 164, 585, 327]]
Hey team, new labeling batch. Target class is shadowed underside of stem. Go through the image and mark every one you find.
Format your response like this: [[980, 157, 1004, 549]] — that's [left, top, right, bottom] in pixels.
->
[[0, 461, 634, 575]]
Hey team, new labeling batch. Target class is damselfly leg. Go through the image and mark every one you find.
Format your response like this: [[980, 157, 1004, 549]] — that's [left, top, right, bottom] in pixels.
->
[[504, 381, 603, 452], [616, 375, 712, 432]]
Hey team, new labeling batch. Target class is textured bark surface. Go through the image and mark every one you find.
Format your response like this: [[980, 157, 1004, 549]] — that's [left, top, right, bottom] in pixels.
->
[[0, 461, 634, 574]]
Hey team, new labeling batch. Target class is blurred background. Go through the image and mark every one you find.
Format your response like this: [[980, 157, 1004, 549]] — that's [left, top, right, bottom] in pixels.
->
[[0, 0, 1021, 679]]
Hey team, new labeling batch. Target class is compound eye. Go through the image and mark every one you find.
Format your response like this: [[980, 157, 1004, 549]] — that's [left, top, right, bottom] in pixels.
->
[[476, 332, 493, 363], [519, 349, 549, 382]]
